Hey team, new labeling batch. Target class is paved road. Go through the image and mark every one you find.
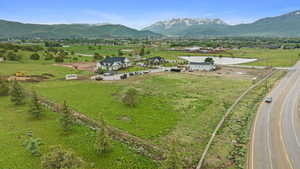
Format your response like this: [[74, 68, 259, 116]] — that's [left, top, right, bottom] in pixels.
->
[[250, 62, 300, 169]]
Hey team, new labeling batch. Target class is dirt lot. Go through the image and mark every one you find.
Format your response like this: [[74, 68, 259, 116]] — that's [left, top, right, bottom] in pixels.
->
[[56, 62, 96, 72], [184, 66, 270, 80]]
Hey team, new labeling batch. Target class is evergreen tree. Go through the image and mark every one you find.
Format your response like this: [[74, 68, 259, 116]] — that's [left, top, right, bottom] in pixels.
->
[[139, 46, 145, 56], [29, 92, 43, 119], [163, 138, 183, 169], [10, 80, 25, 105], [95, 115, 111, 154], [23, 137, 43, 156], [60, 101, 74, 132]]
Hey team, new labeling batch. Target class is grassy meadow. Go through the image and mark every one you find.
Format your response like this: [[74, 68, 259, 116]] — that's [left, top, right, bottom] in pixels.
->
[[0, 96, 157, 169], [27, 72, 252, 166]]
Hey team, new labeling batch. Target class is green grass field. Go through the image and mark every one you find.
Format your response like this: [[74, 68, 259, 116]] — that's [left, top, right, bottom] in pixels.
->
[[0, 96, 157, 169], [27, 73, 252, 167], [0, 62, 88, 79]]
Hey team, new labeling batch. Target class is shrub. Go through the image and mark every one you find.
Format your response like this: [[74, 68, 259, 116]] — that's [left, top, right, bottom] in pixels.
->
[[23, 137, 42, 156], [122, 88, 138, 107], [7, 52, 21, 61], [44, 53, 54, 60], [162, 138, 183, 169], [95, 115, 111, 154], [55, 56, 64, 63], [0, 79, 9, 96], [41, 145, 84, 169], [30, 53, 40, 60], [10, 80, 25, 105]]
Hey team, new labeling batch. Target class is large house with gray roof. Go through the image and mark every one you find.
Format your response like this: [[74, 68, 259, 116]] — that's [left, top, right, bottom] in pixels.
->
[[97, 57, 131, 71]]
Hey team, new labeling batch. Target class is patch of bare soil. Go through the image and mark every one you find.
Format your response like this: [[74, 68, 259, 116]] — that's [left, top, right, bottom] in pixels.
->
[[55, 62, 97, 72], [184, 66, 269, 80]]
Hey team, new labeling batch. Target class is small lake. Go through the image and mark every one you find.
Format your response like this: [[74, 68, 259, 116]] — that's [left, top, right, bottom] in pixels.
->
[[180, 56, 257, 65]]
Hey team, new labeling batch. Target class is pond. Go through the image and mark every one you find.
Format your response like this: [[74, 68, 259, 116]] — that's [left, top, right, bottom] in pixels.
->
[[180, 56, 257, 65]]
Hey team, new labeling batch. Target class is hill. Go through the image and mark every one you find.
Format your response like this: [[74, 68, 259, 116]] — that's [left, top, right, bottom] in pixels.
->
[[143, 10, 300, 38], [0, 20, 162, 39]]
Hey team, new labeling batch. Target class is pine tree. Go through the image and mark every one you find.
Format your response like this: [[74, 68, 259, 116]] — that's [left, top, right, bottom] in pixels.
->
[[95, 115, 111, 154], [29, 92, 43, 119], [163, 138, 183, 169], [10, 80, 25, 105], [60, 101, 74, 132], [23, 137, 43, 156]]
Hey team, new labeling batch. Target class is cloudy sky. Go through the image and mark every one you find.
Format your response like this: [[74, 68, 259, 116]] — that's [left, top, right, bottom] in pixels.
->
[[1, 0, 300, 29]]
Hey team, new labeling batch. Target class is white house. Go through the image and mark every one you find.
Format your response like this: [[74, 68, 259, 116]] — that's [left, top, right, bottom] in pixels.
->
[[0, 57, 4, 62], [188, 62, 216, 71], [97, 57, 131, 71]]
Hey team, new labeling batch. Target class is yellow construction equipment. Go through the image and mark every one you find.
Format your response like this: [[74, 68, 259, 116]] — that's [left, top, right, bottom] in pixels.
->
[[15, 72, 25, 77]]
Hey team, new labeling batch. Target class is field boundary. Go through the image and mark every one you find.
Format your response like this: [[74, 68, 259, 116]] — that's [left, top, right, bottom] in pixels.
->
[[196, 69, 278, 169], [25, 92, 165, 161]]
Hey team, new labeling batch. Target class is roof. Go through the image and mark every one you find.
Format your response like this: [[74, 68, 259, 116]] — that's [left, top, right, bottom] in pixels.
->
[[147, 56, 165, 61], [189, 62, 214, 65], [100, 57, 127, 65]]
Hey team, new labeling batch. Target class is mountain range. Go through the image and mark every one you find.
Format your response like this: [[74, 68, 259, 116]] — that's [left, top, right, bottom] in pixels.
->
[[0, 20, 161, 39], [143, 10, 300, 38], [1, 10, 300, 39]]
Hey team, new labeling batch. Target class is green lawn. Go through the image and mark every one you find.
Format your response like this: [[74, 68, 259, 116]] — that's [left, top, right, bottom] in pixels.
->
[[230, 48, 300, 67], [27, 73, 252, 167], [0, 96, 157, 169], [0, 62, 88, 79]]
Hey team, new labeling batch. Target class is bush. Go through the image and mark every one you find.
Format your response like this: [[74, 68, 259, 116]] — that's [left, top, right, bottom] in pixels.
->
[[95, 115, 111, 154], [41, 145, 84, 169], [10, 80, 25, 105], [30, 53, 40, 60], [23, 137, 42, 156], [55, 56, 64, 63], [94, 53, 103, 60], [122, 88, 138, 107], [7, 52, 21, 61], [44, 53, 54, 60], [0, 79, 9, 96]]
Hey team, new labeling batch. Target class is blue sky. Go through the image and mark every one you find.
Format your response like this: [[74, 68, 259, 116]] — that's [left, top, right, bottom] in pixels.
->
[[1, 0, 300, 29]]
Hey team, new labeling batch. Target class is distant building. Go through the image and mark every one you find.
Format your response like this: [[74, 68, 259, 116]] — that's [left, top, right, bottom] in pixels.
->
[[0, 57, 4, 62], [188, 62, 216, 71], [65, 74, 78, 80], [147, 56, 166, 65], [97, 57, 131, 71]]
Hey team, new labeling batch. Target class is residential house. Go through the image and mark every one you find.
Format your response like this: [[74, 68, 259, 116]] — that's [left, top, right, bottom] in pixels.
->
[[188, 62, 216, 71], [97, 57, 131, 71], [147, 56, 166, 65]]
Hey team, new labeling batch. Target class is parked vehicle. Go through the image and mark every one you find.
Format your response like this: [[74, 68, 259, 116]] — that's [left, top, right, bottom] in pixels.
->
[[65, 74, 78, 80], [265, 97, 273, 103]]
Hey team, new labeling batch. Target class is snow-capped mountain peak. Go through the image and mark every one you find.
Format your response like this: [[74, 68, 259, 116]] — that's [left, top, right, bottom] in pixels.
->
[[152, 18, 227, 29]]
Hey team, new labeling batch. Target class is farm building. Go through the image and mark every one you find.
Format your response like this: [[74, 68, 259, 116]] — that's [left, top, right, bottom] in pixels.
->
[[188, 62, 216, 71], [97, 57, 131, 71], [147, 56, 166, 65]]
